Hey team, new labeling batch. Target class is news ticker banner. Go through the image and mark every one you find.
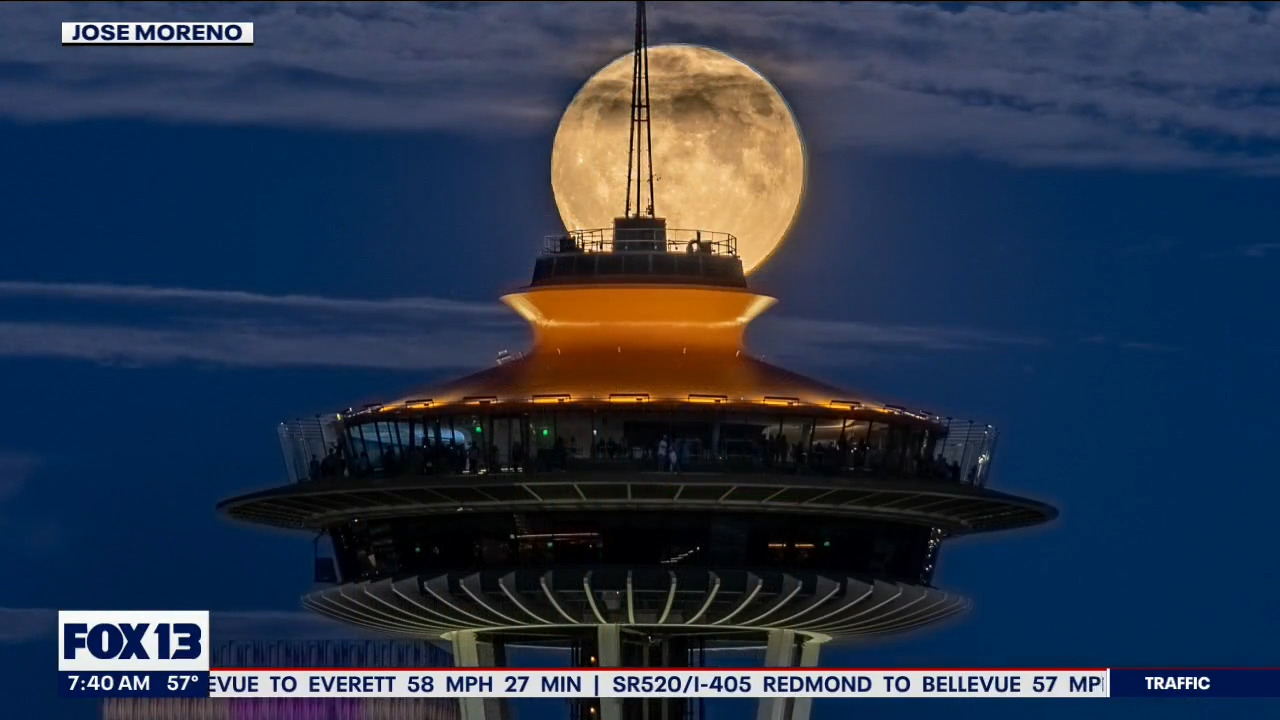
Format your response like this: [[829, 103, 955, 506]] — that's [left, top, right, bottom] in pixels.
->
[[59, 669, 1280, 700], [57, 612, 1280, 700]]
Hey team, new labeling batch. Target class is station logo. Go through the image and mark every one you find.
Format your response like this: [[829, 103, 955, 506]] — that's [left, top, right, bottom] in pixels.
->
[[58, 611, 210, 672]]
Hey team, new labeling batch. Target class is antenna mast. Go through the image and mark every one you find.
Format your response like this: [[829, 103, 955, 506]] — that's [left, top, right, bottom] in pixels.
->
[[624, 0, 656, 218]]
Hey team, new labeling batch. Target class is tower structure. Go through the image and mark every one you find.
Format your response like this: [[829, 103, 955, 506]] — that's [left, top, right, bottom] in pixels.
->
[[615, 1, 664, 255], [623, 0, 656, 221], [218, 4, 1055, 720]]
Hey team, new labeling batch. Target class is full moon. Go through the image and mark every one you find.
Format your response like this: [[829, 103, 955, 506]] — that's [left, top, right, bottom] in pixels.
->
[[551, 44, 806, 275]]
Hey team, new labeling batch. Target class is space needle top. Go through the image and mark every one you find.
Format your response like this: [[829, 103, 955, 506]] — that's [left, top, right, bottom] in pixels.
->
[[610, 0, 676, 253], [624, 0, 656, 220], [219, 1, 1058, 689], [543, 1, 740, 271]]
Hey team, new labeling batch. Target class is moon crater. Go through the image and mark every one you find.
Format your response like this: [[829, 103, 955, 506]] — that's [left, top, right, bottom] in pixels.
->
[[551, 44, 806, 274]]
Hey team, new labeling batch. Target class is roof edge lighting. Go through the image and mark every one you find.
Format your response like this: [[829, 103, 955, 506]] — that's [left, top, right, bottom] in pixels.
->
[[463, 395, 500, 405], [762, 396, 800, 407], [404, 398, 434, 409], [532, 393, 573, 404], [609, 393, 650, 403], [829, 400, 862, 410], [688, 394, 729, 404]]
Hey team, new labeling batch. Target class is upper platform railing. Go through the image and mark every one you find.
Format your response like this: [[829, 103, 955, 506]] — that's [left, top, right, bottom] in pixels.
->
[[277, 411, 999, 490], [544, 227, 738, 257]]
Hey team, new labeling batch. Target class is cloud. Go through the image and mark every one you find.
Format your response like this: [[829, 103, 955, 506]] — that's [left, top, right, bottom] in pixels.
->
[[0, 281, 507, 317], [0, 280, 525, 371], [1081, 335, 1181, 353], [0, 280, 1041, 371], [1116, 340, 1180, 353], [0, 607, 375, 645], [0, 452, 67, 554], [1201, 242, 1280, 259], [0, 320, 521, 371], [2, 3, 1279, 172], [0, 451, 40, 502], [0, 607, 53, 643], [754, 316, 1044, 367], [1223, 242, 1280, 259]]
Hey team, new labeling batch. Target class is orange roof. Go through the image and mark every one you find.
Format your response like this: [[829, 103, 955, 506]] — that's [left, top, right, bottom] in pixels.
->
[[386, 345, 867, 407], [383, 284, 887, 410]]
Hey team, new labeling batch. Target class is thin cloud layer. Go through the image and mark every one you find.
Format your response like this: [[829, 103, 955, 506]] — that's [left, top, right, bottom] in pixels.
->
[[0, 281, 523, 371], [2, 3, 1278, 172], [1081, 335, 1181, 353], [0, 452, 65, 555], [0, 451, 40, 502], [1204, 242, 1280, 259], [0, 320, 514, 371], [0, 281, 1037, 370], [0, 281, 509, 317], [752, 315, 1045, 368]]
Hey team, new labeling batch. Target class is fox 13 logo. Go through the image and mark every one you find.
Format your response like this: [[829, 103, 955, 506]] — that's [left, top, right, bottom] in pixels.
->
[[59, 611, 210, 672]]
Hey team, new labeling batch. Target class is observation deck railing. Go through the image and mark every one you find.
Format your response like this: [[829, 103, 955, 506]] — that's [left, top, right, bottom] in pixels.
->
[[544, 227, 737, 257], [297, 452, 991, 487], [282, 415, 998, 490]]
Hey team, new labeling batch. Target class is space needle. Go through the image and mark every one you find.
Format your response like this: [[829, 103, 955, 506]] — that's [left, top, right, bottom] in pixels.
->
[[219, 3, 1057, 720]]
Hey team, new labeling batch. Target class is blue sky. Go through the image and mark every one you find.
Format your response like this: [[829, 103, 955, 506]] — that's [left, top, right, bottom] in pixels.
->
[[2, 2, 1279, 718]]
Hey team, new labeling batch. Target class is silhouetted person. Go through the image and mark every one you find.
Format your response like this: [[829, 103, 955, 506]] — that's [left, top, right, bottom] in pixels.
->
[[553, 435, 567, 469], [308, 455, 321, 482], [448, 439, 461, 472], [331, 444, 347, 477]]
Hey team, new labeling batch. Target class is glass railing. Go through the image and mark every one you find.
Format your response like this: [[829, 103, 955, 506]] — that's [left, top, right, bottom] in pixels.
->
[[279, 412, 998, 489], [543, 227, 737, 257]]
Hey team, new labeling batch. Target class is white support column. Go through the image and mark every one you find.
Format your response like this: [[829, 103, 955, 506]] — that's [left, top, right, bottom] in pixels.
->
[[755, 629, 798, 720], [452, 631, 507, 720], [787, 640, 824, 720], [597, 624, 623, 720]]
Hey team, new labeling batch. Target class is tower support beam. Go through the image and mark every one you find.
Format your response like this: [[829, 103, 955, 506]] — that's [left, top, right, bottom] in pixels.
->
[[597, 624, 623, 720], [452, 631, 508, 720], [755, 631, 823, 720], [787, 640, 823, 720]]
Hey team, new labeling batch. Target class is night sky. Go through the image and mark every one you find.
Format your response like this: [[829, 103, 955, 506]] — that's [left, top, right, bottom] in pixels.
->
[[2, 2, 1279, 718]]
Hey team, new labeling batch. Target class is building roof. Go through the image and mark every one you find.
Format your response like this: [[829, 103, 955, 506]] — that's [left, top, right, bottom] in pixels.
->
[[377, 283, 894, 412]]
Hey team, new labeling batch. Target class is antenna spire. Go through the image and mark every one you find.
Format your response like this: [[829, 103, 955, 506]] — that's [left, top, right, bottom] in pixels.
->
[[624, 0, 656, 218]]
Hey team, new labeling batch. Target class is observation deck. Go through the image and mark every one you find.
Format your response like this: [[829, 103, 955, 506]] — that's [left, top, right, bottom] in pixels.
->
[[219, 396, 1053, 645], [218, 221, 1056, 658], [225, 404, 1051, 536], [533, 224, 745, 288]]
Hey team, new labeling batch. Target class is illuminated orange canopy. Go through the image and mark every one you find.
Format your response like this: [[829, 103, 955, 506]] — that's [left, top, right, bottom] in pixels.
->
[[385, 283, 880, 409], [502, 284, 775, 350]]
